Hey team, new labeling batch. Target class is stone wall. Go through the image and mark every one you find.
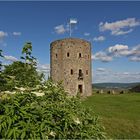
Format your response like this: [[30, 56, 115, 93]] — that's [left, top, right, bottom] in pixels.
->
[[50, 38, 92, 96]]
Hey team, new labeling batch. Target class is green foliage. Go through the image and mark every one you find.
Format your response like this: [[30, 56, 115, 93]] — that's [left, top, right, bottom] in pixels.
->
[[0, 43, 44, 91], [21, 42, 37, 66], [0, 81, 107, 139], [2, 61, 42, 90], [0, 43, 107, 139]]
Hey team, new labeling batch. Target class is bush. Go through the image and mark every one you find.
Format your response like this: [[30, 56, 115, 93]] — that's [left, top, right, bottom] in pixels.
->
[[0, 81, 107, 139]]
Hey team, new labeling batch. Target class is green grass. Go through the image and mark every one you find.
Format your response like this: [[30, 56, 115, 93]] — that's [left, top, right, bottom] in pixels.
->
[[82, 93, 140, 139]]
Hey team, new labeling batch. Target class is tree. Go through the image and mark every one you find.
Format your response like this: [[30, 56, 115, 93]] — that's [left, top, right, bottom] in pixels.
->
[[0, 42, 44, 91], [2, 61, 42, 89], [20, 42, 37, 66]]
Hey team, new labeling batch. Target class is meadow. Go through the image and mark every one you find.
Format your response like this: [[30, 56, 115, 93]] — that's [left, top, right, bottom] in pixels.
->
[[82, 93, 140, 139]]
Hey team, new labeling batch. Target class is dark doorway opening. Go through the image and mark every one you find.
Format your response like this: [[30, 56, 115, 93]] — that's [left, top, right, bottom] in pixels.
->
[[78, 85, 83, 93]]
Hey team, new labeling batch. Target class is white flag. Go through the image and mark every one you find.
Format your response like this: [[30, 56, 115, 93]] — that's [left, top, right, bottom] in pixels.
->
[[70, 19, 77, 24]]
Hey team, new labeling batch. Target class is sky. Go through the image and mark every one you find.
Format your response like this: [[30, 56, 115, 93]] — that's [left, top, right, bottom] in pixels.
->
[[0, 1, 140, 83]]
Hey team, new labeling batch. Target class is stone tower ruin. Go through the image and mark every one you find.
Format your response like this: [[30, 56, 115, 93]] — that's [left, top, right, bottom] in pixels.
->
[[50, 38, 92, 96]]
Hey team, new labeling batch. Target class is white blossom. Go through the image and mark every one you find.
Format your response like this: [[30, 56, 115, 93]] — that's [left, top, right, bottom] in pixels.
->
[[49, 131, 56, 137], [4, 91, 11, 94], [32, 92, 44, 96], [15, 87, 26, 91], [74, 118, 81, 124]]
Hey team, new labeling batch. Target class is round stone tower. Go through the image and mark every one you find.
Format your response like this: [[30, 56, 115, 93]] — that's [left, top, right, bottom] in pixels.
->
[[50, 38, 92, 96]]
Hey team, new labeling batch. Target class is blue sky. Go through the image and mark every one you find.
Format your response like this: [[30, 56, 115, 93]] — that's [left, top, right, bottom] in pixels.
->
[[0, 1, 140, 83]]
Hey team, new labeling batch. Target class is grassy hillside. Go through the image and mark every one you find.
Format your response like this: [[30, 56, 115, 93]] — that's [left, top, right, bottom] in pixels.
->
[[82, 93, 140, 139]]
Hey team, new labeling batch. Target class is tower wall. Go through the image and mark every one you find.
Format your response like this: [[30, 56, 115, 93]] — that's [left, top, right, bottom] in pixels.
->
[[50, 38, 92, 96]]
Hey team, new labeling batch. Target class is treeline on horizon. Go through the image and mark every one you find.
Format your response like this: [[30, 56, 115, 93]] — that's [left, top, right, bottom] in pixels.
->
[[93, 83, 140, 93]]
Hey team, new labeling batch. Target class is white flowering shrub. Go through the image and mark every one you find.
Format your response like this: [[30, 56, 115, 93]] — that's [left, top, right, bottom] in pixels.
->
[[0, 80, 107, 139]]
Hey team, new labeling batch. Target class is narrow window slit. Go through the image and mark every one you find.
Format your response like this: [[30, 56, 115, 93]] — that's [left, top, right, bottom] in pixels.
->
[[71, 69, 73, 75]]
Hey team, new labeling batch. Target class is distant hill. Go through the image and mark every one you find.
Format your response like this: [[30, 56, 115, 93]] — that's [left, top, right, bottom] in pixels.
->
[[93, 83, 140, 89], [129, 84, 140, 93]]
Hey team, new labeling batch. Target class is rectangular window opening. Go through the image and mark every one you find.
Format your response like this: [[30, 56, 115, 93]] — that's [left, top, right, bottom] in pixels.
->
[[78, 69, 83, 80], [79, 69, 82, 76], [67, 52, 70, 57], [71, 69, 73, 75], [79, 53, 82, 58]]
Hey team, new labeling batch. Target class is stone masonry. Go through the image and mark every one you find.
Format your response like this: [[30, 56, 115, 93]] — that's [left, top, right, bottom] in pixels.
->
[[50, 38, 92, 96]]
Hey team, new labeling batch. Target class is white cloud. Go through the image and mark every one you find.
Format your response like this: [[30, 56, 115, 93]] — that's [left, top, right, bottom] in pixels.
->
[[108, 44, 140, 57], [37, 64, 50, 79], [92, 52, 113, 62], [54, 21, 79, 35], [0, 31, 8, 40], [112, 71, 140, 82], [131, 44, 140, 56], [94, 69, 140, 83], [92, 43, 140, 63], [112, 28, 133, 35], [54, 24, 68, 34], [4, 55, 18, 62], [37, 64, 50, 73], [132, 44, 140, 51], [99, 18, 140, 36], [129, 56, 140, 62], [93, 36, 105, 42], [108, 44, 128, 53], [13, 32, 21, 36], [92, 44, 140, 62], [119, 50, 133, 56], [123, 72, 129, 75], [84, 32, 90, 36], [96, 68, 106, 72]]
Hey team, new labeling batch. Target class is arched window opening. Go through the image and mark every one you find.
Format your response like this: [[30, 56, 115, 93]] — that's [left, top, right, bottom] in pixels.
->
[[56, 53, 57, 58]]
